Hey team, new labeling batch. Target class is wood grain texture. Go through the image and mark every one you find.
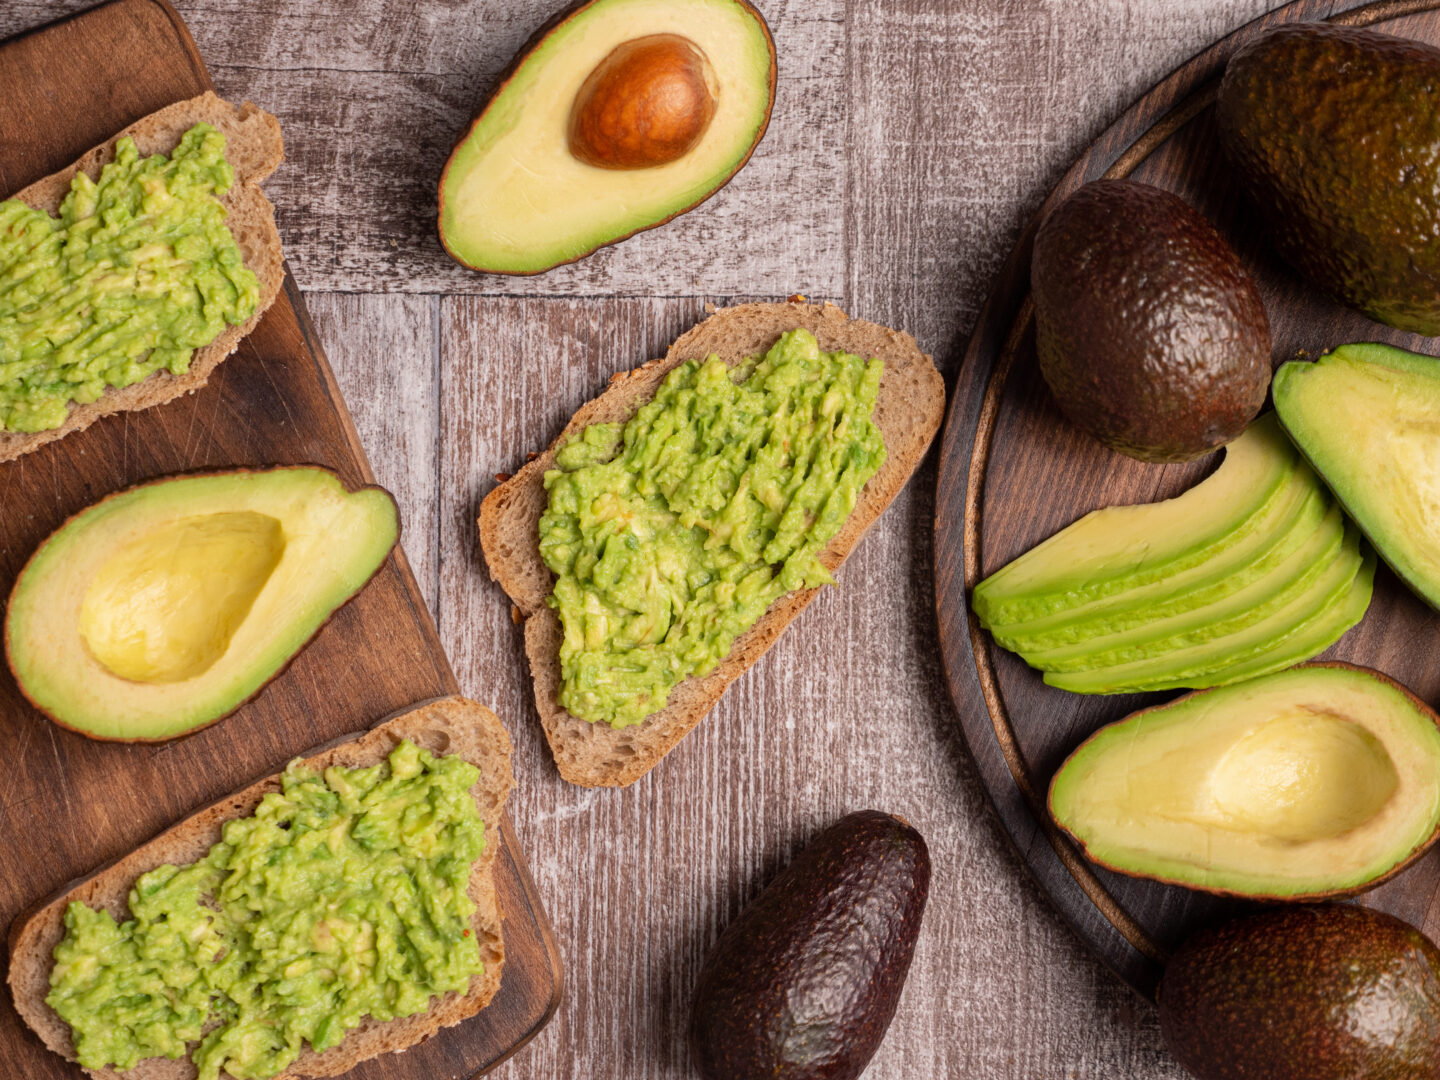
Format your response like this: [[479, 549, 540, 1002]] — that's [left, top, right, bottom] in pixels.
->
[[0, 5, 559, 1079], [0, 0, 1309, 1077]]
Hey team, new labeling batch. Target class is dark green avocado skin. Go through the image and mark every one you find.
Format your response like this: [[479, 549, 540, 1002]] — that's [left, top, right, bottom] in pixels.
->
[[1031, 179, 1271, 463], [1159, 905, 1440, 1080], [1218, 24, 1440, 336], [689, 811, 930, 1080]]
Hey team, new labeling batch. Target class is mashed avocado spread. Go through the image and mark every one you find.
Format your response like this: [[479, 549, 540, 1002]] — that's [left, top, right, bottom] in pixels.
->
[[46, 741, 485, 1080], [0, 123, 258, 433], [539, 328, 886, 729]]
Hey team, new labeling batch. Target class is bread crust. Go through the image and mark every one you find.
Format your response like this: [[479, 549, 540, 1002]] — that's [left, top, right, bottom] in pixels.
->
[[0, 91, 285, 462], [479, 301, 946, 787], [7, 696, 513, 1079]]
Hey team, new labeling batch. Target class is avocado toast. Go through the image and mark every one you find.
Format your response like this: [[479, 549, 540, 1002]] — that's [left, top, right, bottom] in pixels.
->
[[0, 91, 284, 462], [480, 300, 945, 787], [7, 696, 512, 1080]]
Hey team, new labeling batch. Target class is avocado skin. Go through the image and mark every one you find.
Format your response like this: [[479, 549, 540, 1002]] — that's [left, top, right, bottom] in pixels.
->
[[689, 811, 930, 1080], [1159, 905, 1440, 1080], [1031, 180, 1270, 463], [1218, 24, 1440, 336]]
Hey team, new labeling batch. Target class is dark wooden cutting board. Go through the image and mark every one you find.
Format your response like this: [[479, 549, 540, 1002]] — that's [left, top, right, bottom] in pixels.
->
[[0, 2, 561, 1077], [935, 0, 1440, 998]]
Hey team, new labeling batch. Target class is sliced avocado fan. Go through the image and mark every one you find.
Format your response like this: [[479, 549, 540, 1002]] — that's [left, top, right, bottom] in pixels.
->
[[973, 414, 1374, 694], [5, 467, 399, 741], [1050, 664, 1440, 898], [1275, 342, 1440, 611]]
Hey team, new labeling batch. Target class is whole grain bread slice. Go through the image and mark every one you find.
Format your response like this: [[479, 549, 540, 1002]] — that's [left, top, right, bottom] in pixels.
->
[[479, 300, 946, 787], [7, 696, 513, 1080], [0, 91, 285, 463]]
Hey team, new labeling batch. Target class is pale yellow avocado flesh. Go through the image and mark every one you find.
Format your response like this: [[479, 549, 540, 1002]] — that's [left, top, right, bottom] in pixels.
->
[[6, 469, 399, 740], [1049, 665, 1440, 897], [439, 0, 774, 273]]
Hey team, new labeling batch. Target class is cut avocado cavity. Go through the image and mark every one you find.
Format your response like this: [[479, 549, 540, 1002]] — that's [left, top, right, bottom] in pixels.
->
[[974, 415, 1373, 694], [438, 0, 775, 274], [1049, 664, 1440, 898], [1275, 342, 1440, 611], [6, 468, 399, 741]]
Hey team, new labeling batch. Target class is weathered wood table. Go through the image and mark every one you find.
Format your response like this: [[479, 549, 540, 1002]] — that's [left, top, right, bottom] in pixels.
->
[[0, 1, 1277, 1076]]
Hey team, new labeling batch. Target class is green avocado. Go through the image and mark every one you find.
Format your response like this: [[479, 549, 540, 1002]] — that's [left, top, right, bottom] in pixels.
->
[[5, 467, 399, 741], [1030, 179, 1271, 462], [439, 0, 775, 274], [972, 414, 1298, 629], [1160, 905, 1440, 1079], [1044, 530, 1371, 695], [1050, 664, 1440, 898], [993, 473, 1326, 654], [0, 123, 258, 433], [1274, 342, 1440, 610], [538, 328, 886, 729], [690, 811, 930, 1080], [1218, 24, 1440, 336], [45, 740, 486, 1080], [1026, 498, 1343, 672]]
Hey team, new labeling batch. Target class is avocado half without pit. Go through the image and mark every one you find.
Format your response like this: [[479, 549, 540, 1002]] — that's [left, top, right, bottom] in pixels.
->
[[438, 0, 776, 274], [5, 468, 399, 741], [1050, 664, 1440, 899]]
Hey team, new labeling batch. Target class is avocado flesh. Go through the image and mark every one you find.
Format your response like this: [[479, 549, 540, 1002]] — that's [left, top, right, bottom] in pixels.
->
[[1274, 343, 1440, 611], [973, 415, 1297, 628], [994, 475, 1325, 654], [438, 0, 774, 274], [1050, 664, 1440, 897], [1028, 498, 1343, 671], [1045, 532, 1370, 694], [6, 468, 399, 740]]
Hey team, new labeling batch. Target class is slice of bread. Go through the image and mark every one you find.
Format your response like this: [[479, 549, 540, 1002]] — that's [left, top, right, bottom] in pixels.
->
[[7, 696, 513, 1080], [479, 300, 946, 787], [0, 91, 285, 463]]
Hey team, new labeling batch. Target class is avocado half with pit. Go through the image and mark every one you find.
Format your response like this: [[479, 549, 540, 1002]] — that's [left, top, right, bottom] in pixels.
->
[[6, 468, 399, 741], [438, 0, 776, 274], [1050, 664, 1440, 899]]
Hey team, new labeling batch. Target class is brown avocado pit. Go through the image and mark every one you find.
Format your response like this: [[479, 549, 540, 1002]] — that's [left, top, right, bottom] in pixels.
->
[[568, 34, 719, 169]]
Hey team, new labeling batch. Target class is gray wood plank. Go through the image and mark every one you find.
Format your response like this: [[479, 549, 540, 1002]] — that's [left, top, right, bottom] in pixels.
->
[[306, 293, 441, 610]]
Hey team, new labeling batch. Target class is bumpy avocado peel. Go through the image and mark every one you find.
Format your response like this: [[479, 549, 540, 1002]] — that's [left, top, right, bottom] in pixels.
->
[[1160, 905, 1440, 1080], [690, 811, 930, 1080]]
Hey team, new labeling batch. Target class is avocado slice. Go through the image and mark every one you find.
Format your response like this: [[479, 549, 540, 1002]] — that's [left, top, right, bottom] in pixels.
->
[[1218, 24, 1440, 335], [1050, 664, 1440, 898], [5, 468, 399, 741], [992, 473, 1325, 653], [973, 414, 1297, 628], [1160, 906, 1440, 1080], [1045, 531, 1371, 694], [1028, 498, 1344, 672], [438, 0, 776, 274], [1275, 342, 1440, 611]]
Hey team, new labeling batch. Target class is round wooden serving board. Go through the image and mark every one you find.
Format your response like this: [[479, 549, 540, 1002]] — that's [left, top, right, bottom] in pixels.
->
[[935, 0, 1440, 998]]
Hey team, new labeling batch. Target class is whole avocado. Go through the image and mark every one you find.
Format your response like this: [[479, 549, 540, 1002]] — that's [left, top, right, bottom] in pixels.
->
[[1217, 24, 1440, 335], [689, 811, 930, 1080], [1031, 180, 1271, 463], [1159, 905, 1440, 1080]]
